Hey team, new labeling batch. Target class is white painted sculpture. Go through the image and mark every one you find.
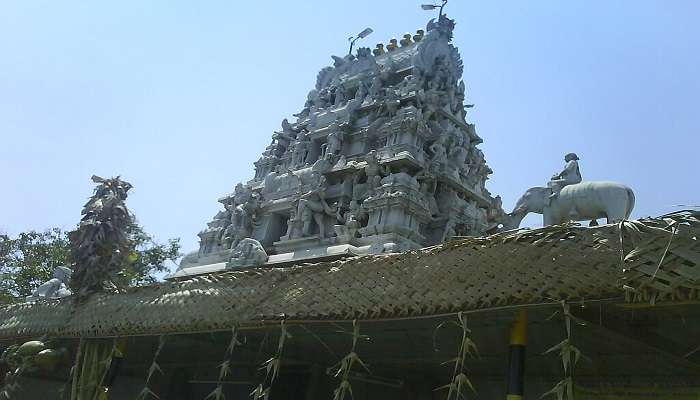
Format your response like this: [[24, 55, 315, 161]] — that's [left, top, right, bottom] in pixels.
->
[[26, 266, 72, 301], [504, 154, 635, 229]]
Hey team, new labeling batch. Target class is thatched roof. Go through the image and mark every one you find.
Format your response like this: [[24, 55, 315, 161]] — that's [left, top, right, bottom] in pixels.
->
[[1, 211, 697, 340]]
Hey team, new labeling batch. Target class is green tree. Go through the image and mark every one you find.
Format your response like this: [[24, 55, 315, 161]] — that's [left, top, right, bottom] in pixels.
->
[[119, 223, 181, 286], [0, 224, 180, 304], [0, 228, 69, 303]]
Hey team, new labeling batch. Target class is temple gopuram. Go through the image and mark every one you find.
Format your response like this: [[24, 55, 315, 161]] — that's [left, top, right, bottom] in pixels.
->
[[176, 13, 504, 276]]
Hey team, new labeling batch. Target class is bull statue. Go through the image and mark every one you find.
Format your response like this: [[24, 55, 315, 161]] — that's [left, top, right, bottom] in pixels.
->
[[503, 153, 635, 229]]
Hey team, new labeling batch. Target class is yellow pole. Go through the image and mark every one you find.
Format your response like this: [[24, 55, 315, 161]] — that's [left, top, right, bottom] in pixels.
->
[[506, 310, 527, 400]]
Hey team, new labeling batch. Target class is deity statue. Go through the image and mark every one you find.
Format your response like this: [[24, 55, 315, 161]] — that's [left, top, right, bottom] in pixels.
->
[[428, 136, 448, 171], [355, 78, 369, 104], [417, 170, 439, 216], [326, 122, 344, 158], [223, 190, 259, 249], [417, 87, 442, 121], [448, 136, 470, 172], [465, 147, 487, 187], [377, 89, 401, 117], [285, 208, 303, 239], [368, 75, 383, 101], [333, 84, 346, 106], [334, 199, 362, 239], [451, 81, 467, 119], [294, 176, 336, 238], [548, 153, 582, 199], [290, 130, 311, 168], [364, 150, 387, 192]]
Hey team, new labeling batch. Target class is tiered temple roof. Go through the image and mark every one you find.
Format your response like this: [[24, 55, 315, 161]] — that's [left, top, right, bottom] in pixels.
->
[[178, 15, 505, 276]]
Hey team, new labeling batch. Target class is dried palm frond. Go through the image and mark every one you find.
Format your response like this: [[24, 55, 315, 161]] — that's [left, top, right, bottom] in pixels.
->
[[136, 335, 166, 400], [434, 312, 478, 400], [250, 321, 289, 400], [331, 320, 370, 400], [69, 176, 134, 300], [541, 302, 582, 400]]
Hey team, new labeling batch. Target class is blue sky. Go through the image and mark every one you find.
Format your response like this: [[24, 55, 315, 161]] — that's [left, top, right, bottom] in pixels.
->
[[1, 0, 698, 264]]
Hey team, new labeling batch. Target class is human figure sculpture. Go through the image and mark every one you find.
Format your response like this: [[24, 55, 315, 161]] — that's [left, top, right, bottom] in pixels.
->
[[26, 266, 72, 301], [442, 217, 457, 242], [378, 90, 401, 117], [317, 88, 331, 108], [334, 200, 362, 239], [548, 153, 582, 199], [417, 88, 441, 121], [355, 79, 369, 104], [451, 81, 467, 119], [294, 176, 335, 238], [333, 85, 346, 106], [364, 150, 387, 192], [417, 170, 439, 216], [326, 122, 344, 158], [223, 191, 259, 249], [428, 136, 448, 171], [465, 147, 487, 186], [368, 75, 383, 101], [290, 131, 311, 167], [448, 137, 470, 172]]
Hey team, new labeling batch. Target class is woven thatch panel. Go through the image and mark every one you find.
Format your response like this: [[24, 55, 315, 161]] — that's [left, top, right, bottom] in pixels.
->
[[1, 211, 697, 339], [621, 211, 700, 303]]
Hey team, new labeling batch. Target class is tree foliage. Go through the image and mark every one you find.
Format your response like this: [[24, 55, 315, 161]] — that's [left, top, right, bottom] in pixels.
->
[[0, 229, 69, 303], [0, 224, 180, 304]]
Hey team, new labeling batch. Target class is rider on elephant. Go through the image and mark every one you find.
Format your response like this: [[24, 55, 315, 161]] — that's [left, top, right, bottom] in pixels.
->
[[548, 153, 582, 201]]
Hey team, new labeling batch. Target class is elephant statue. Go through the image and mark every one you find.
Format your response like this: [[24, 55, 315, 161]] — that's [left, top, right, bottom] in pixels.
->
[[503, 181, 635, 229]]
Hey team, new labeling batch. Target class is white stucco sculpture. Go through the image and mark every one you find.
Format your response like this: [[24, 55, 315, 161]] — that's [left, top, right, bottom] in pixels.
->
[[504, 154, 635, 228], [26, 266, 72, 301], [548, 152, 582, 198], [227, 238, 269, 268]]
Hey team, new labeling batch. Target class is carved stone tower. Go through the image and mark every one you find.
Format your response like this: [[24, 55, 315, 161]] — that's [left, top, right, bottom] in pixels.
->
[[176, 14, 504, 276]]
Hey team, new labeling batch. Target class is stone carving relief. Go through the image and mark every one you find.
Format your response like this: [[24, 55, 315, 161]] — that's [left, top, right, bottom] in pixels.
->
[[293, 176, 336, 239], [228, 238, 268, 268], [222, 186, 260, 249]]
